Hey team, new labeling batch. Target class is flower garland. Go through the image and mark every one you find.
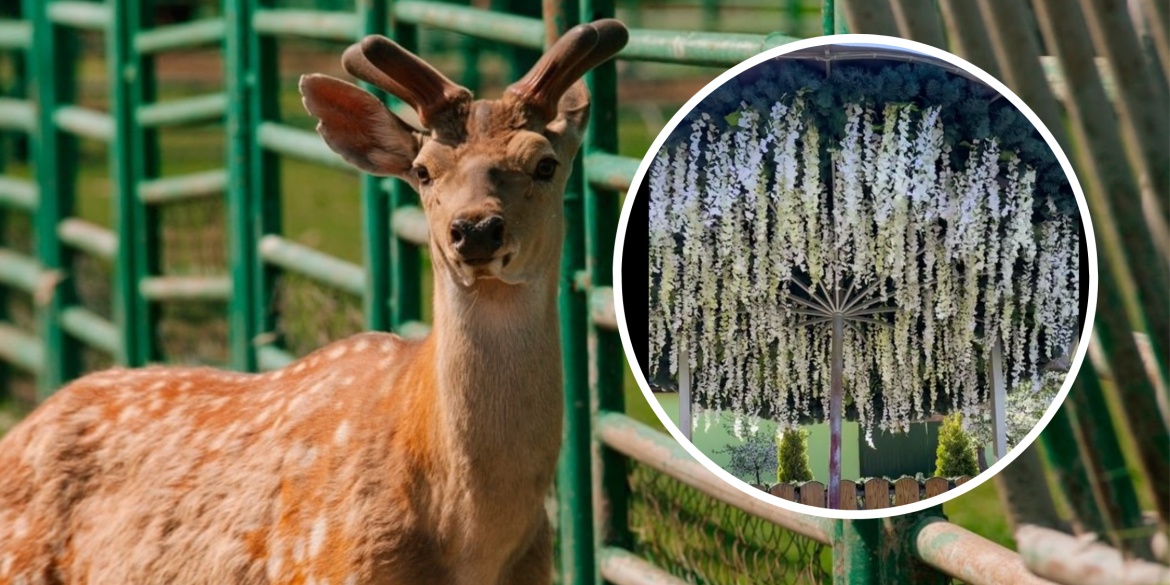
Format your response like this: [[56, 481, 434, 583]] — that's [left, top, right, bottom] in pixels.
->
[[648, 99, 1080, 439]]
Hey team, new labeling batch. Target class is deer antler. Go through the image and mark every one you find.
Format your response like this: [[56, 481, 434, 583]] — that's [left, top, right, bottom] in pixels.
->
[[342, 35, 473, 130], [505, 19, 629, 123]]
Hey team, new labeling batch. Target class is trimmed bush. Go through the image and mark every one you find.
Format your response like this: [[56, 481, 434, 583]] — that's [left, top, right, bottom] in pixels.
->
[[935, 414, 980, 478], [777, 428, 814, 483]]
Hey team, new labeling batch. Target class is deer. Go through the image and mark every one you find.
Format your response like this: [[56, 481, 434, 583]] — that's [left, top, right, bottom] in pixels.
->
[[0, 19, 628, 585]]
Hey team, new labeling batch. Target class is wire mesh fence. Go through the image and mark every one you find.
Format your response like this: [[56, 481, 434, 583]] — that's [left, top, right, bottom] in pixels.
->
[[628, 459, 831, 585]]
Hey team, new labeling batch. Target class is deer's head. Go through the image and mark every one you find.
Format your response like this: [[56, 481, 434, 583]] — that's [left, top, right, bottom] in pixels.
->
[[300, 20, 628, 288]]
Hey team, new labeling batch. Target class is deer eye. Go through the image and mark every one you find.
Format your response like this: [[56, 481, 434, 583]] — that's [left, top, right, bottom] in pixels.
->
[[413, 165, 432, 185], [534, 158, 558, 181]]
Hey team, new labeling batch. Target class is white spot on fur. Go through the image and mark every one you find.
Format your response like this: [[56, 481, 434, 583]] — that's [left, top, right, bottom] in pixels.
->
[[353, 339, 369, 352], [148, 380, 167, 392], [344, 575, 358, 585], [271, 369, 286, 380], [13, 516, 28, 538], [1, 554, 13, 577], [293, 537, 307, 562], [309, 516, 327, 558], [327, 345, 349, 359], [266, 553, 283, 579], [334, 421, 350, 446], [380, 341, 394, 353], [118, 405, 141, 424], [178, 381, 194, 391], [293, 362, 308, 374], [339, 376, 354, 386]]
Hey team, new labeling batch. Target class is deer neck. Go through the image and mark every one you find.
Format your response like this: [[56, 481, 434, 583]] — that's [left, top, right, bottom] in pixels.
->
[[425, 268, 564, 481]]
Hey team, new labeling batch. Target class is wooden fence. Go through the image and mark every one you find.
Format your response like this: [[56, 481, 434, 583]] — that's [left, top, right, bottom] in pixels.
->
[[758, 477, 974, 510]]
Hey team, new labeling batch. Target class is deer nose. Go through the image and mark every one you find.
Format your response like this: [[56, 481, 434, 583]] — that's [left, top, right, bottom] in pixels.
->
[[450, 215, 505, 263]]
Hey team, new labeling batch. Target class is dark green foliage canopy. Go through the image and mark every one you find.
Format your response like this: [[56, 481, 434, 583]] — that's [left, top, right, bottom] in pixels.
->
[[669, 59, 1075, 217]]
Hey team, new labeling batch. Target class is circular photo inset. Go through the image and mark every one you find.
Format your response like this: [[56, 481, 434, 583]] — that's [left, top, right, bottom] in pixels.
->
[[615, 35, 1096, 518]]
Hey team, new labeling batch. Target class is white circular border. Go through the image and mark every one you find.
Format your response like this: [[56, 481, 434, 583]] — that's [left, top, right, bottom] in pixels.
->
[[613, 33, 1099, 520]]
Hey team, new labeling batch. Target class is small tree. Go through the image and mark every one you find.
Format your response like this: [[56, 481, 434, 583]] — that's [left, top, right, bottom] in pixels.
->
[[935, 414, 980, 478], [715, 424, 778, 486], [777, 428, 813, 483]]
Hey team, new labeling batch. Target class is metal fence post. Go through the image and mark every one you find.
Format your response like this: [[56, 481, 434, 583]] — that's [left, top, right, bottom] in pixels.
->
[[224, 0, 258, 371], [359, 0, 390, 333], [387, 5, 423, 333], [30, 0, 80, 397], [581, 0, 631, 572], [833, 510, 951, 584], [110, 0, 160, 366]]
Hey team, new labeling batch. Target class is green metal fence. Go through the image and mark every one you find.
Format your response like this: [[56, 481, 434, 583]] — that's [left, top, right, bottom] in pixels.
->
[[0, 1, 1165, 584]]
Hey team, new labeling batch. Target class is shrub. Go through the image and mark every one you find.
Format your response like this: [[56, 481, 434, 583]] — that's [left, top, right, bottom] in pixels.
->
[[935, 414, 980, 478], [777, 428, 814, 483]]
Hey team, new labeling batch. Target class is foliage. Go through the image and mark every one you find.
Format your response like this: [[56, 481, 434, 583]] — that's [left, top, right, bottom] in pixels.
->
[[649, 91, 1081, 440], [713, 422, 779, 486], [935, 414, 981, 478], [777, 428, 814, 483], [672, 60, 1075, 214], [968, 370, 1064, 449]]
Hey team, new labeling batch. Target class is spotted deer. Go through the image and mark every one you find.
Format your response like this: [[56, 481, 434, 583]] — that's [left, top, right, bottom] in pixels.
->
[[0, 19, 628, 585]]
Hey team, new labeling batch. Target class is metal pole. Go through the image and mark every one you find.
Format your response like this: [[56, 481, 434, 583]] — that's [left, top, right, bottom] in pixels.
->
[[679, 333, 691, 441], [990, 337, 1007, 460], [830, 312, 843, 509]]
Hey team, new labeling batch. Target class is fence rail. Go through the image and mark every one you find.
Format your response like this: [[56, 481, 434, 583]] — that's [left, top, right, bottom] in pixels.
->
[[763, 476, 975, 510]]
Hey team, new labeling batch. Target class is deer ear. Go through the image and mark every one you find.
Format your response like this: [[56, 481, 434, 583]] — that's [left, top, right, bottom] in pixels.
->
[[551, 80, 590, 133], [300, 73, 420, 177]]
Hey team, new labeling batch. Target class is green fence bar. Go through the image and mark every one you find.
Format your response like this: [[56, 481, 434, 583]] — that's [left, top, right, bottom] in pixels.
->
[[139, 276, 232, 301], [247, 0, 284, 366], [225, 0, 259, 372], [57, 218, 117, 261], [137, 169, 228, 204], [252, 9, 360, 42], [0, 177, 38, 211], [913, 518, 1057, 585], [0, 323, 44, 373], [134, 18, 225, 54], [0, 97, 36, 132], [393, 1, 545, 49], [257, 234, 366, 296], [385, 18, 423, 333], [583, 152, 637, 193], [597, 547, 691, 585], [1065, 363, 1157, 559], [137, 93, 228, 128], [46, 1, 111, 31], [388, 204, 428, 247], [31, 0, 81, 398], [0, 20, 32, 50], [257, 343, 295, 371], [621, 28, 799, 66], [256, 122, 352, 172], [358, 0, 389, 331], [54, 105, 115, 142], [0, 248, 42, 294], [589, 286, 616, 330], [59, 306, 121, 356]]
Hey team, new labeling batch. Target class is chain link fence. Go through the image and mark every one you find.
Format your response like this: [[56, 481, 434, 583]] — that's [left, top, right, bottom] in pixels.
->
[[628, 460, 831, 585]]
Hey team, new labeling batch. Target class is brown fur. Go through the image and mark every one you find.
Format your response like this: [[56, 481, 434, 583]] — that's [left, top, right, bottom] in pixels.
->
[[0, 20, 627, 585]]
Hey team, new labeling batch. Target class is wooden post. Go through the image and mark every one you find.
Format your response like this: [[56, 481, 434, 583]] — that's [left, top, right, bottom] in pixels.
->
[[678, 332, 691, 442], [829, 313, 844, 508], [990, 338, 1007, 461]]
